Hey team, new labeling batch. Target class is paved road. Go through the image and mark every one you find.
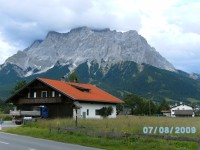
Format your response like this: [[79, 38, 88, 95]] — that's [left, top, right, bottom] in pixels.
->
[[0, 132, 103, 150]]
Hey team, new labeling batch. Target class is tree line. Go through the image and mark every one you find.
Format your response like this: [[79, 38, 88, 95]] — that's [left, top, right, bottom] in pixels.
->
[[117, 94, 170, 116], [0, 99, 13, 114]]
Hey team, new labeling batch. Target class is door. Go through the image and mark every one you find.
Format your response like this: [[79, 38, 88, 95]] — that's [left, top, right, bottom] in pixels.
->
[[82, 112, 86, 119]]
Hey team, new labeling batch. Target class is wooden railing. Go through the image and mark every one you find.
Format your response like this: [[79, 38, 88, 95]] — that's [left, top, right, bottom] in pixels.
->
[[18, 97, 62, 104]]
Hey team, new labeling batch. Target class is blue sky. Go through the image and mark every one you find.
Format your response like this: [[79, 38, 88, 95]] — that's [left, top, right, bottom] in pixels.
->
[[0, 0, 200, 73]]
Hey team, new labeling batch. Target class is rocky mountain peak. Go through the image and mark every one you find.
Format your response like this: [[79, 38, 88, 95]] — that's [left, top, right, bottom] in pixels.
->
[[70, 26, 91, 32], [1, 27, 176, 77], [25, 40, 43, 51], [91, 28, 111, 32]]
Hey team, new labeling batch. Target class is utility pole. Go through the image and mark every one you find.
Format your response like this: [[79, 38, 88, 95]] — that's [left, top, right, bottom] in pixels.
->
[[75, 109, 78, 127], [149, 100, 151, 116]]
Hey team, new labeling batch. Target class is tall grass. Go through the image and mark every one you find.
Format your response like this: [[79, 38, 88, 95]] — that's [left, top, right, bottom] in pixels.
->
[[36, 116, 200, 136]]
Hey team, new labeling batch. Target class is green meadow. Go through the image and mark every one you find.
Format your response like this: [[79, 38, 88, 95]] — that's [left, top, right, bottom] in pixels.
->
[[2, 116, 200, 150]]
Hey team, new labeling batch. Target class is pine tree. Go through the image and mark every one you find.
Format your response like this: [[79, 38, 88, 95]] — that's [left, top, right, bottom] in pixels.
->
[[11, 80, 27, 94], [68, 71, 79, 82]]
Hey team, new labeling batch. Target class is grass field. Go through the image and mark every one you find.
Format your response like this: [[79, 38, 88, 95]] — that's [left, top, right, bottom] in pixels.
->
[[2, 116, 200, 150], [33, 116, 200, 136]]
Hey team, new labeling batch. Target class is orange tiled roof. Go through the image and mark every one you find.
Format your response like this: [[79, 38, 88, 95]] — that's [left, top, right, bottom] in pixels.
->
[[38, 78, 124, 103]]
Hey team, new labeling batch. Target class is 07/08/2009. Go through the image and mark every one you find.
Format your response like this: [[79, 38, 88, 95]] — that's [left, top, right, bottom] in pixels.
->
[[143, 126, 196, 134]]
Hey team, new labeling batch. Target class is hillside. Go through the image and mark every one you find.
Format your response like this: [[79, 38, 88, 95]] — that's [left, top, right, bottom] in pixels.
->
[[1, 61, 200, 105], [73, 61, 200, 103]]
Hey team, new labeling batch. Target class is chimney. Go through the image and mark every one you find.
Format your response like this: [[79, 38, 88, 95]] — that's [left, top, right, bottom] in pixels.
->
[[60, 77, 65, 82]]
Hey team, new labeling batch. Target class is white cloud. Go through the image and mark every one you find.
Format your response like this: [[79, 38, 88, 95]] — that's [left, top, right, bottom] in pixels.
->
[[0, 33, 19, 63], [138, 0, 200, 72]]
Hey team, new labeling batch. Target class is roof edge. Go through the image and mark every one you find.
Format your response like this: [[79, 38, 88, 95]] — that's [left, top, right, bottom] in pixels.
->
[[37, 78, 76, 100], [74, 99, 124, 104]]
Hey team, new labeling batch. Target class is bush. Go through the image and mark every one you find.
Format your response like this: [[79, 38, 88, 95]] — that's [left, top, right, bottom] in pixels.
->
[[98, 106, 113, 118], [2, 115, 12, 121], [0, 114, 12, 121]]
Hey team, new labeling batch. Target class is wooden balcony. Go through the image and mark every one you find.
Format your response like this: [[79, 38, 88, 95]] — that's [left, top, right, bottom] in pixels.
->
[[18, 97, 62, 104]]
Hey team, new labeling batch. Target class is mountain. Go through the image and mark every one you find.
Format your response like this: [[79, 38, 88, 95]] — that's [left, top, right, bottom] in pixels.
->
[[2, 26, 175, 78], [0, 27, 200, 104], [189, 73, 200, 80], [73, 61, 200, 103]]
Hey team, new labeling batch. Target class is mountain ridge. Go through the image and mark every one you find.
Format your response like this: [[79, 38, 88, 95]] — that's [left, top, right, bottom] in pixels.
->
[[2, 26, 175, 78]]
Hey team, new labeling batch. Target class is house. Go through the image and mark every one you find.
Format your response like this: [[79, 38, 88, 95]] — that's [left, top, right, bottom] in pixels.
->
[[170, 103, 195, 117], [6, 78, 124, 119], [161, 110, 171, 117]]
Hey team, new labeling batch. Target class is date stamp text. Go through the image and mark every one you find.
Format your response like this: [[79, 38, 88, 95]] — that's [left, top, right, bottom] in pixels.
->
[[143, 126, 196, 134]]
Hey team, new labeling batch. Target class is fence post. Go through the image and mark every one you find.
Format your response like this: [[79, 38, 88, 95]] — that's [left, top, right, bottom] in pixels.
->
[[49, 125, 51, 133], [166, 135, 169, 148], [57, 127, 60, 133], [197, 136, 200, 150], [137, 129, 140, 144]]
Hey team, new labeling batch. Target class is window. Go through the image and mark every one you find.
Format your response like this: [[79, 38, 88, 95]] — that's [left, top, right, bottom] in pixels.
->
[[69, 84, 90, 92], [41, 91, 47, 98], [28, 92, 30, 98], [34, 92, 37, 98], [95, 109, 100, 115], [87, 109, 89, 116], [30, 92, 35, 98], [52, 91, 55, 97]]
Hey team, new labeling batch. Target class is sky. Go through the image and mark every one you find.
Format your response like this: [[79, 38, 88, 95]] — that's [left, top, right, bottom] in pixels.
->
[[0, 0, 200, 73]]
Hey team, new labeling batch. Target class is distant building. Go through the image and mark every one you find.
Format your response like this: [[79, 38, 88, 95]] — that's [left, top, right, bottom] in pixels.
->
[[6, 78, 124, 119], [171, 104, 195, 117], [161, 103, 195, 117], [161, 110, 171, 117]]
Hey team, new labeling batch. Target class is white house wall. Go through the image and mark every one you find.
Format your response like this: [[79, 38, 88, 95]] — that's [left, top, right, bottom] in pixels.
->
[[73, 103, 116, 119], [171, 104, 194, 117]]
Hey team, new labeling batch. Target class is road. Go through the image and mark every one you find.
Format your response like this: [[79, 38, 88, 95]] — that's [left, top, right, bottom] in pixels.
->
[[0, 132, 103, 150], [1, 121, 21, 128]]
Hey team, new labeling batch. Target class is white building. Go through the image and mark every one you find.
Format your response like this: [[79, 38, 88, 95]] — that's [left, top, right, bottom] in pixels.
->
[[161, 110, 171, 117], [170, 104, 195, 117]]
